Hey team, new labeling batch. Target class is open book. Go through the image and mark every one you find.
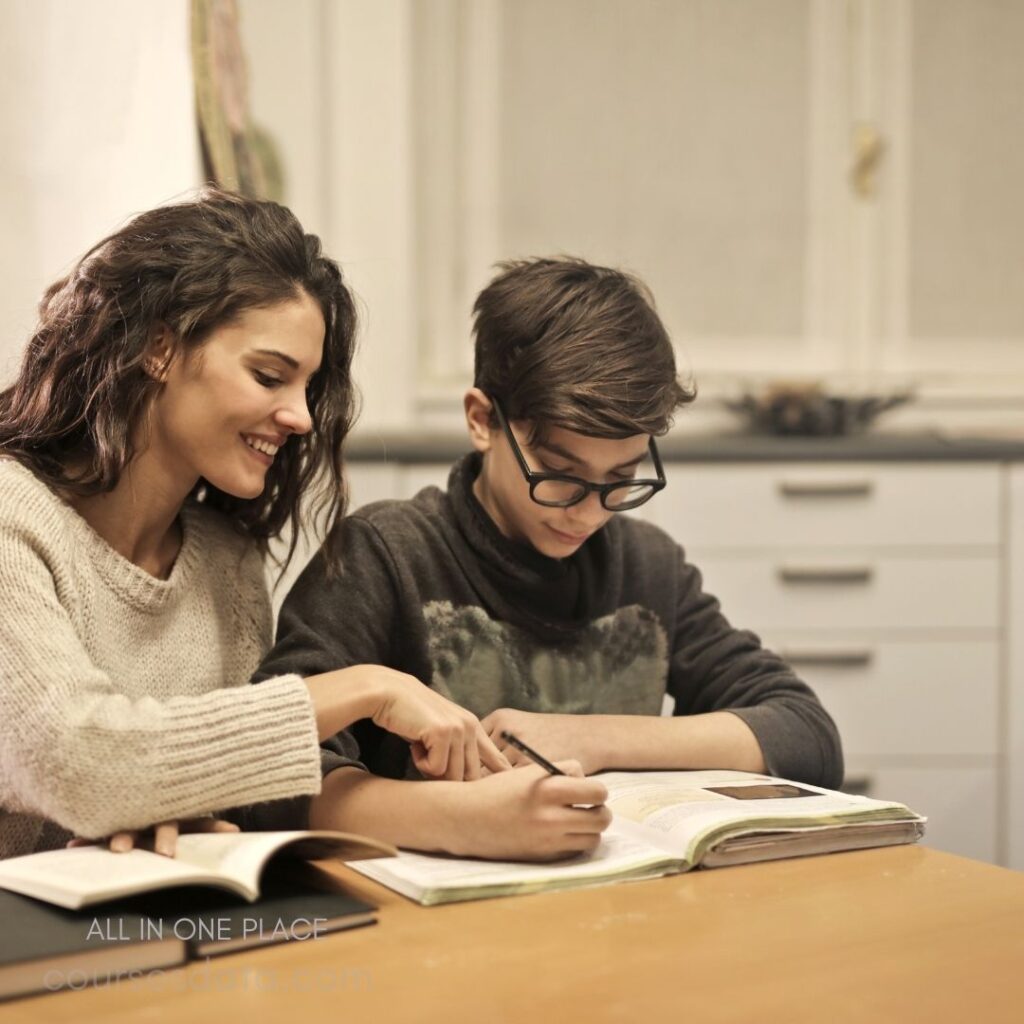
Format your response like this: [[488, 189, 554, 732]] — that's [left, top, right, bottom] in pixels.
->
[[0, 830, 396, 910], [350, 770, 926, 905], [0, 831, 392, 1002]]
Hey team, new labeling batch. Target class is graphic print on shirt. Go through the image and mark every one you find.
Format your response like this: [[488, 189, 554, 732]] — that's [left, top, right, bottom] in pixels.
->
[[422, 601, 668, 718]]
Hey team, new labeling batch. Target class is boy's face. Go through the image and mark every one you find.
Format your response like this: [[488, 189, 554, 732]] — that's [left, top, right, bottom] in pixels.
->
[[466, 390, 651, 558]]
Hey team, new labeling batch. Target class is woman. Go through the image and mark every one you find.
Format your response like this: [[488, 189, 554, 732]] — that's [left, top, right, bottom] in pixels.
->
[[0, 189, 507, 860]]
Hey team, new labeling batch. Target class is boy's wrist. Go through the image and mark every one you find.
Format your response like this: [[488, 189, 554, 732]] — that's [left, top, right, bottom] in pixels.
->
[[575, 731, 605, 776], [313, 769, 474, 853], [390, 778, 478, 856], [545, 713, 604, 775], [417, 779, 488, 856]]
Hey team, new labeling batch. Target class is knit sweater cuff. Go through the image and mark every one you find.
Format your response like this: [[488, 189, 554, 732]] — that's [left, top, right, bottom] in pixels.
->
[[147, 674, 322, 822]]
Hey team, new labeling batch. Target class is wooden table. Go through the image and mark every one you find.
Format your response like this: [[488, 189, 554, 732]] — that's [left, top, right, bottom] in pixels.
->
[[4, 846, 1022, 1023]]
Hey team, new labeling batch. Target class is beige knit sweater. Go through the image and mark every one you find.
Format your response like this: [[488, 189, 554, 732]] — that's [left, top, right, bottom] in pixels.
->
[[0, 459, 323, 859]]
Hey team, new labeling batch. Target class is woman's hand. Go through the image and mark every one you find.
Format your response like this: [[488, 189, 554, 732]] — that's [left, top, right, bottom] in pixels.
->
[[368, 668, 512, 781], [305, 665, 512, 781], [66, 817, 240, 857]]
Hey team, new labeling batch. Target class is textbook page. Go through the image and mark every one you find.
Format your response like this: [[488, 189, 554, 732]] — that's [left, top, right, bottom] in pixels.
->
[[351, 828, 683, 905], [600, 770, 924, 864]]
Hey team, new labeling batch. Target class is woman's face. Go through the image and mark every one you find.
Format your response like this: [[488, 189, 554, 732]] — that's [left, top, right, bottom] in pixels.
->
[[148, 290, 325, 500]]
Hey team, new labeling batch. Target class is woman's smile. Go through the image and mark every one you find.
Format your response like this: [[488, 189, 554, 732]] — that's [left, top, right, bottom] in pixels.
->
[[241, 432, 283, 466]]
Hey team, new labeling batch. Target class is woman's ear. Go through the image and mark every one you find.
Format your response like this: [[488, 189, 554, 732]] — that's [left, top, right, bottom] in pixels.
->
[[143, 324, 176, 382], [464, 388, 495, 454]]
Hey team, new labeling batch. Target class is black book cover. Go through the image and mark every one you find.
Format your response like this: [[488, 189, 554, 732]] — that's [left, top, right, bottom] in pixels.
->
[[116, 871, 377, 956], [0, 889, 185, 1002], [0, 867, 376, 1002]]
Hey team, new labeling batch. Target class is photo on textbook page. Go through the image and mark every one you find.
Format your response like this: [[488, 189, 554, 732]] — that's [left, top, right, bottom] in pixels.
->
[[706, 785, 818, 801]]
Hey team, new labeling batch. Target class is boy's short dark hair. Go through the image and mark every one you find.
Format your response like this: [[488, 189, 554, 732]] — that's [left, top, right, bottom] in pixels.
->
[[472, 257, 695, 441]]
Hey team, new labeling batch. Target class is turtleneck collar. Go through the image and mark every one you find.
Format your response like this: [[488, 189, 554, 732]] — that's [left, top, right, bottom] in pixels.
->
[[442, 452, 618, 634]]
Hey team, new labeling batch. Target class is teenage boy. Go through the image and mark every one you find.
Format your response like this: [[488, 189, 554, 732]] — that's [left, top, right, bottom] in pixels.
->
[[256, 258, 843, 859]]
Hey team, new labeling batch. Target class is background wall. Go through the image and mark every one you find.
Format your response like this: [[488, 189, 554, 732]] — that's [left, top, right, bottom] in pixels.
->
[[0, 0, 199, 383], [3, 0, 1023, 432], [239, 0, 1024, 434], [239, 0, 417, 432]]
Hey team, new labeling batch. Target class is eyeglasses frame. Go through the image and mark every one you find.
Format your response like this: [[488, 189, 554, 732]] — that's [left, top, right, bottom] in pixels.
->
[[490, 397, 667, 511]]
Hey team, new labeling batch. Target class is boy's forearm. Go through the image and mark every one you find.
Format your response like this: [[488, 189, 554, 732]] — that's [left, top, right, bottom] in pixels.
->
[[309, 767, 464, 854], [581, 712, 766, 773], [310, 764, 614, 862]]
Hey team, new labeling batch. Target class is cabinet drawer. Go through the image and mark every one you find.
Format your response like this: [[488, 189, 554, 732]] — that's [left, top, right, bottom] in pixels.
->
[[647, 463, 1001, 548], [694, 554, 999, 631], [842, 762, 997, 863], [758, 638, 998, 757]]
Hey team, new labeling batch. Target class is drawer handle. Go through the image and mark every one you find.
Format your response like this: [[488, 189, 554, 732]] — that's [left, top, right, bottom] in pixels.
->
[[780, 648, 874, 668], [841, 774, 874, 797], [777, 565, 875, 584], [778, 480, 874, 498]]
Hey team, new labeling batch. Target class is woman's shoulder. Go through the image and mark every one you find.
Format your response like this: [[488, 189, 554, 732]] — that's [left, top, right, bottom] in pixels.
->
[[0, 460, 81, 583], [0, 458, 73, 535]]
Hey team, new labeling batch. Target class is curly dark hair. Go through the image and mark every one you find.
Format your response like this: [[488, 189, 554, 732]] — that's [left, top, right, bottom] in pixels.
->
[[473, 257, 694, 444], [0, 188, 357, 572]]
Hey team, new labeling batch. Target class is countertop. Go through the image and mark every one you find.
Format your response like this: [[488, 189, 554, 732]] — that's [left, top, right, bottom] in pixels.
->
[[344, 429, 1024, 463]]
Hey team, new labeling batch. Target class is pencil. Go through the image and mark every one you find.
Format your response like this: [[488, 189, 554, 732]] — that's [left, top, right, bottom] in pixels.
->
[[499, 731, 565, 775]]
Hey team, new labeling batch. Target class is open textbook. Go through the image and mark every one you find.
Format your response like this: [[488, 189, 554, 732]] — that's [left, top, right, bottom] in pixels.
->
[[350, 770, 926, 905], [0, 830, 395, 911]]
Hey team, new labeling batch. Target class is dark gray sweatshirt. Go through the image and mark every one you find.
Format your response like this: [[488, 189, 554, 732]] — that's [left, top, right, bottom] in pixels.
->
[[257, 453, 844, 789]]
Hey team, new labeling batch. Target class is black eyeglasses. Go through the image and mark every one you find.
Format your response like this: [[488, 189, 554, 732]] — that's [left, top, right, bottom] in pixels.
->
[[491, 397, 666, 511]]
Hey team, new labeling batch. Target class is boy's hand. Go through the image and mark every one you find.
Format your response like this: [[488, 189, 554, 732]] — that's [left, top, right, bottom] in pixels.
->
[[483, 709, 600, 775], [448, 761, 611, 861]]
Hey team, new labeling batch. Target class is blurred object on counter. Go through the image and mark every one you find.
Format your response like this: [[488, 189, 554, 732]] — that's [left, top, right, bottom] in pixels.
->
[[723, 382, 914, 437]]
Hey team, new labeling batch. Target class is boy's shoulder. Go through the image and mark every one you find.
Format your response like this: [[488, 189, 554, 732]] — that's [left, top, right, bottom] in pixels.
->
[[347, 484, 450, 539], [605, 513, 683, 561]]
